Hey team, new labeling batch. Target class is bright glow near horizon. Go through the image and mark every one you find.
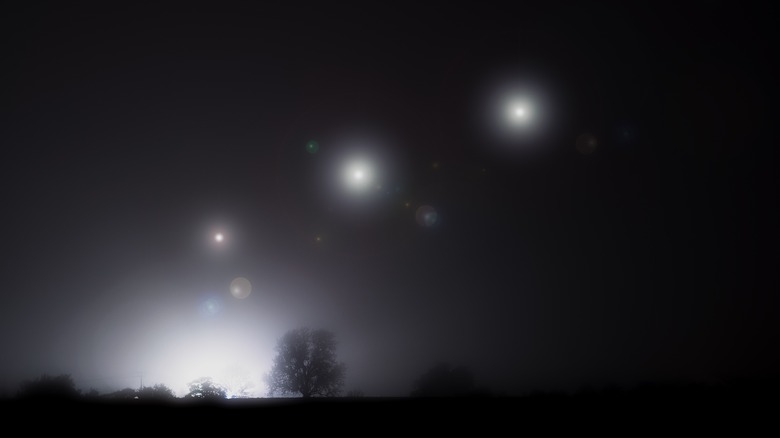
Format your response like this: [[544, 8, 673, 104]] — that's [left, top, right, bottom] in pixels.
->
[[104, 313, 280, 398], [152, 330, 266, 398]]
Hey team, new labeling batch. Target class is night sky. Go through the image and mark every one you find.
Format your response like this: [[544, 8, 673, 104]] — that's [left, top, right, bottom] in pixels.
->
[[0, 3, 776, 397]]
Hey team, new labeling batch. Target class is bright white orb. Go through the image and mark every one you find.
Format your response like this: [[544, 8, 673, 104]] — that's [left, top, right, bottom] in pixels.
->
[[475, 68, 560, 153], [507, 102, 531, 123], [344, 160, 373, 192], [215, 233, 224, 242]]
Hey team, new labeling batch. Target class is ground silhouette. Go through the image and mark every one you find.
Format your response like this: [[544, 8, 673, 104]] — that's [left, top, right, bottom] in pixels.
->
[[1, 376, 776, 433]]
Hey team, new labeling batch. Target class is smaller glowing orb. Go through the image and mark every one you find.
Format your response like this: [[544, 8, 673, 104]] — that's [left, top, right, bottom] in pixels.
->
[[306, 140, 320, 154], [515, 107, 526, 117], [354, 170, 364, 180], [230, 277, 252, 299], [215, 233, 224, 242]]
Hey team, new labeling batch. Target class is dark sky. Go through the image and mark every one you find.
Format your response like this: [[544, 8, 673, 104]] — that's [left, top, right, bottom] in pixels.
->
[[0, 2, 776, 396]]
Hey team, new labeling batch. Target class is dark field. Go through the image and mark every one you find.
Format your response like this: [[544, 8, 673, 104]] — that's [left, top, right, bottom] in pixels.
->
[[2, 382, 775, 433]]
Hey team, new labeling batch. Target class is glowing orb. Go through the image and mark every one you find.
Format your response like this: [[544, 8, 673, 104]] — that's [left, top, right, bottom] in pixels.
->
[[415, 205, 439, 227], [215, 233, 224, 243], [576, 133, 599, 155], [474, 68, 562, 154], [507, 101, 531, 123], [230, 277, 252, 299], [306, 140, 320, 154], [343, 160, 373, 192]]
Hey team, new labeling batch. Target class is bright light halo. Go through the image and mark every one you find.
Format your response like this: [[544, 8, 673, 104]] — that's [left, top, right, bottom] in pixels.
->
[[343, 160, 373, 192]]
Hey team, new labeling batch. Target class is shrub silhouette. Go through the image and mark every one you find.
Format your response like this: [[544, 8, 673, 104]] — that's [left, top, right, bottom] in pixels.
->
[[105, 387, 139, 400], [138, 383, 176, 400], [185, 377, 226, 400], [16, 374, 81, 400]]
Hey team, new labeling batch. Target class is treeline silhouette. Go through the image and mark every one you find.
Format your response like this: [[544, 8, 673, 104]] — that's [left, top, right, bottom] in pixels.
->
[[1, 327, 775, 431], [2, 370, 776, 433], [6, 369, 778, 404]]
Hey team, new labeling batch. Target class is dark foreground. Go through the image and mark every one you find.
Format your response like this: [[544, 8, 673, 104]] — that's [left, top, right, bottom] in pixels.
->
[[1, 384, 775, 433]]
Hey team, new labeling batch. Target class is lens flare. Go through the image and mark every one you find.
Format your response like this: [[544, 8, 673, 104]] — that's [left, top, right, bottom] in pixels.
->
[[306, 140, 320, 154], [415, 205, 439, 227], [576, 133, 599, 155], [198, 294, 223, 318], [230, 277, 252, 299]]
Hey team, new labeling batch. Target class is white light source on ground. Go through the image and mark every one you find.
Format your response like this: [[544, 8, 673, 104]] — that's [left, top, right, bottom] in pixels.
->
[[148, 325, 269, 397], [215, 233, 224, 243]]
